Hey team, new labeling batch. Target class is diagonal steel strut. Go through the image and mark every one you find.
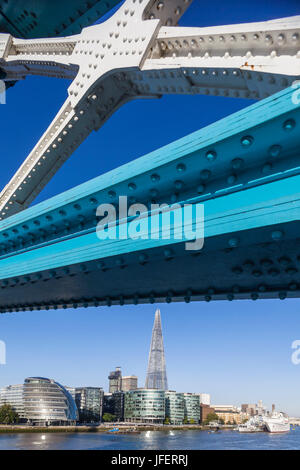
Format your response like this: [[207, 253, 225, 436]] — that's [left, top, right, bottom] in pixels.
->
[[0, 0, 299, 219]]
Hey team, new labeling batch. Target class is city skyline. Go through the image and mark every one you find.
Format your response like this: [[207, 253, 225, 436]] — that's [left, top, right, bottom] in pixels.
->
[[0, 0, 300, 419], [1, 300, 300, 416]]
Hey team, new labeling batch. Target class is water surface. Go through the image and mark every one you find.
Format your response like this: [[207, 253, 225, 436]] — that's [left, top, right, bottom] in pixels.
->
[[0, 428, 299, 450]]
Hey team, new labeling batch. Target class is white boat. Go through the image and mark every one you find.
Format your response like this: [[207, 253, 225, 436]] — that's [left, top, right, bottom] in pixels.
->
[[238, 416, 264, 433], [264, 413, 290, 433]]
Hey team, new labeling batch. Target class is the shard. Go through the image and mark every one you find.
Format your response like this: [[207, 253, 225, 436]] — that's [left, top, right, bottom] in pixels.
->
[[145, 309, 168, 390]]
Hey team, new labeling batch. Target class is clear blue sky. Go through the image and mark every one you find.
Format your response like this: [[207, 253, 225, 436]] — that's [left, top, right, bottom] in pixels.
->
[[1, 0, 300, 416]]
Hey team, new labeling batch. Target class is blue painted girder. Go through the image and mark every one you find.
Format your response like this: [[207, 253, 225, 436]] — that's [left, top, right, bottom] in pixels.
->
[[0, 86, 299, 311], [0, 0, 121, 38]]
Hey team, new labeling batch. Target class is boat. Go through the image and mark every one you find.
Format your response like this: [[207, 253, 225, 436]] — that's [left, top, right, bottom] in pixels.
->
[[263, 413, 290, 433], [237, 416, 265, 433]]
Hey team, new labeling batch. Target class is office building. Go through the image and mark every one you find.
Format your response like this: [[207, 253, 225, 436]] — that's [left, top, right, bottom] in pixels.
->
[[165, 391, 184, 425], [199, 393, 211, 406], [103, 393, 114, 415], [108, 367, 122, 393], [113, 391, 125, 421], [200, 404, 216, 423], [124, 389, 165, 424], [122, 376, 138, 391], [183, 393, 200, 423], [213, 405, 243, 424], [75, 387, 104, 423], [0, 384, 26, 420], [145, 309, 168, 390], [23, 377, 78, 425]]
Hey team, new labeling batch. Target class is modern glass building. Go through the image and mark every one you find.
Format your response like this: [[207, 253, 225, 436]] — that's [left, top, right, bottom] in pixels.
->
[[23, 377, 78, 425], [165, 391, 184, 425], [75, 387, 104, 423], [113, 391, 125, 421], [0, 384, 25, 420], [183, 393, 200, 423], [124, 389, 165, 424]]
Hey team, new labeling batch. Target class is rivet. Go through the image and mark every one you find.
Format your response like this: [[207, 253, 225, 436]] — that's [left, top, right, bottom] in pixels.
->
[[176, 163, 186, 173], [151, 173, 160, 182], [108, 190, 116, 199], [269, 144, 282, 157], [231, 158, 244, 170], [283, 119, 296, 131], [271, 230, 283, 240], [241, 135, 254, 147], [205, 150, 217, 162], [278, 291, 287, 300], [228, 237, 239, 247]]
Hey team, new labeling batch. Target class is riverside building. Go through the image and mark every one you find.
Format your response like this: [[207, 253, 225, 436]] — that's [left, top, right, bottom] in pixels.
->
[[165, 391, 184, 425], [23, 377, 78, 425], [183, 393, 200, 423], [0, 384, 26, 421], [75, 387, 104, 423], [124, 389, 165, 424]]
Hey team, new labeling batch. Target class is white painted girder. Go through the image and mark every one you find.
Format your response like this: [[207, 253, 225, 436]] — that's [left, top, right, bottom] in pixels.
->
[[0, 0, 299, 219]]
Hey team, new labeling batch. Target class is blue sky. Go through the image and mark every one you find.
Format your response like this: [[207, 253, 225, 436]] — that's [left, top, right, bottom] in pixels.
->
[[1, 0, 300, 416]]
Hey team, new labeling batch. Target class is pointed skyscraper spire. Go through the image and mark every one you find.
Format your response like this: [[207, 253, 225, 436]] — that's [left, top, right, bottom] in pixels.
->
[[145, 309, 168, 390]]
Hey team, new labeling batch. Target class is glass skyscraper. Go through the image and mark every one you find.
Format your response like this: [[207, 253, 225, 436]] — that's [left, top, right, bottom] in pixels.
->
[[145, 309, 168, 390]]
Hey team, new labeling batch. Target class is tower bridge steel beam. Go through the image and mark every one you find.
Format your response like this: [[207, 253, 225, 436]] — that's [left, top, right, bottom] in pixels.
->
[[0, 0, 299, 219], [0, 86, 299, 312]]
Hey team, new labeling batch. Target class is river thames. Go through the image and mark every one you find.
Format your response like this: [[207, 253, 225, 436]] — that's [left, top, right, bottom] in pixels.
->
[[0, 428, 299, 450]]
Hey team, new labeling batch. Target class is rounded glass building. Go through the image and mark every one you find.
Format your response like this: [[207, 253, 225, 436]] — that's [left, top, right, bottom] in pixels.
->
[[23, 377, 78, 425]]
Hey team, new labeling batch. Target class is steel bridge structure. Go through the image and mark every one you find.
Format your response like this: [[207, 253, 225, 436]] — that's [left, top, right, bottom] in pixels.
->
[[0, 0, 299, 312]]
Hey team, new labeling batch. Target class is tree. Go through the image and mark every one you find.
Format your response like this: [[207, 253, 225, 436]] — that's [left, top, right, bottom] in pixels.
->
[[203, 412, 219, 425], [183, 417, 188, 424], [102, 413, 116, 422], [189, 419, 196, 424], [164, 417, 170, 425], [0, 404, 19, 424]]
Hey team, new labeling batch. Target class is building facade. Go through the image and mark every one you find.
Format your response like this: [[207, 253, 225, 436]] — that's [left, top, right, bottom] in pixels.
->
[[200, 404, 216, 423], [108, 367, 122, 394], [213, 405, 243, 424], [23, 377, 78, 425], [165, 391, 184, 425], [121, 376, 138, 392], [113, 391, 125, 421], [199, 393, 211, 406], [0, 384, 25, 421], [183, 393, 200, 423], [124, 389, 165, 424], [75, 387, 104, 423]]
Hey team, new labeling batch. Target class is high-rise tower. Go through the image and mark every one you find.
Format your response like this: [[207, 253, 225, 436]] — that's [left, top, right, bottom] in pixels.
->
[[145, 309, 168, 390]]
